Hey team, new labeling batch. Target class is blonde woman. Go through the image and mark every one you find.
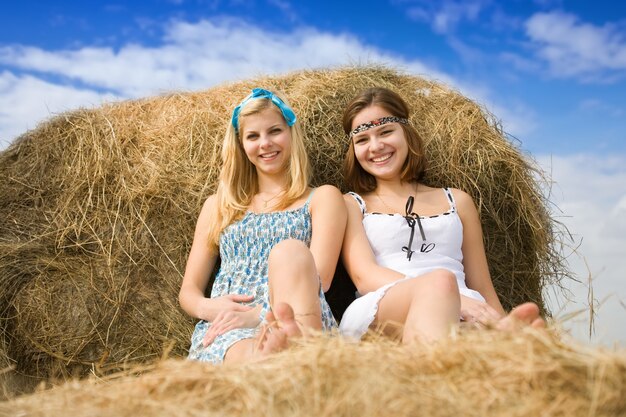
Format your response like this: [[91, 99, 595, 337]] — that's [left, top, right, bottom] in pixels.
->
[[179, 89, 346, 363]]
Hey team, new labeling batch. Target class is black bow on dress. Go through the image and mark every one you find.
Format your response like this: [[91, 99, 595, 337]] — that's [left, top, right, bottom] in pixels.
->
[[402, 196, 426, 261]]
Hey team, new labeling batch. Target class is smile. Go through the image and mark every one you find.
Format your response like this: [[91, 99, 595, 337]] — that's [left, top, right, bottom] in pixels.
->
[[371, 153, 393, 163], [260, 151, 279, 159]]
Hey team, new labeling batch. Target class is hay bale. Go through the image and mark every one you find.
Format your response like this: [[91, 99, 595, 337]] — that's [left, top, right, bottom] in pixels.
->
[[0, 337, 15, 400], [0, 66, 568, 382], [0, 337, 37, 400], [2, 330, 625, 416]]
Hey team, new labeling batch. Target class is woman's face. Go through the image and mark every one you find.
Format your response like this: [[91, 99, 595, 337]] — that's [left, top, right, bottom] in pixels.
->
[[351, 105, 408, 182], [241, 106, 292, 178]]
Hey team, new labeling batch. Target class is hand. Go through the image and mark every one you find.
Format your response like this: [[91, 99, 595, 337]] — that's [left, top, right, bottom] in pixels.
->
[[202, 304, 263, 347], [460, 295, 503, 325], [197, 294, 255, 322]]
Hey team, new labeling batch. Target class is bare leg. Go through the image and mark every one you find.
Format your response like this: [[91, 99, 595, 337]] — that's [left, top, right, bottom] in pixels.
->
[[223, 338, 256, 363], [267, 239, 322, 331], [223, 303, 302, 363], [496, 302, 546, 331], [257, 302, 302, 354], [222, 239, 321, 364], [374, 269, 461, 343]]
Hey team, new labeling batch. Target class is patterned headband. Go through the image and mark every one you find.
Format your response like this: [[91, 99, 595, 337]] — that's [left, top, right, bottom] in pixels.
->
[[231, 88, 297, 131], [348, 116, 409, 139]]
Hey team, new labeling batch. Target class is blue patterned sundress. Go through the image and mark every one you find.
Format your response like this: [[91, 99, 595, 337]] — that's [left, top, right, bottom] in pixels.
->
[[188, 192, 337, 363]]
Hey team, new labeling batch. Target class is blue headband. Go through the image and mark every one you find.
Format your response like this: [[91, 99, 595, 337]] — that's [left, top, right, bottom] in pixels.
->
[[231, 88, 297, 131]]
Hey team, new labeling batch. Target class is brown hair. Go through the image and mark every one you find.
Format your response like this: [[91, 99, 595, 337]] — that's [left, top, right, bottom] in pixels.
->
[[342, 87, 427, 193]]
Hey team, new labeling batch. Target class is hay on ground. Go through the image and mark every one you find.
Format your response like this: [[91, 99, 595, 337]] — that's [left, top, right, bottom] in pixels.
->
[[2, 329, 625, 417]]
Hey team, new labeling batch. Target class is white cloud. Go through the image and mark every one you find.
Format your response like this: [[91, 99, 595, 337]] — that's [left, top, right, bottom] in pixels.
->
[[525, 12, 626, 80], [0, 19, 457, 99], [487, 97, 537, 138], [0, 71, 120, 148], [0, 19, 454, 98], [406, 0, 488, 34], [500, 51, 542, 73], [2, 18, 531, 147], [538, 154, 626, 346], [578, 98, 625, 118], [267, 0, 298, 22]]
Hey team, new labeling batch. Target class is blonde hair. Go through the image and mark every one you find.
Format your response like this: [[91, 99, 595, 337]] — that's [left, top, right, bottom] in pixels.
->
[[207, 93, 310, 248]]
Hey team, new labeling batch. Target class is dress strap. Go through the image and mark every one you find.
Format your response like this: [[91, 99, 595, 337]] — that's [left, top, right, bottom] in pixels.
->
[[347, 191, 367, 215], [305, 189, 316, 205], [443, 187, 457, 212]]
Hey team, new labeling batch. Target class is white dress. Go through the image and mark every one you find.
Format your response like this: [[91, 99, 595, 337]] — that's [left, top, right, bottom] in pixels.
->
[[339, 188, 485, 339]]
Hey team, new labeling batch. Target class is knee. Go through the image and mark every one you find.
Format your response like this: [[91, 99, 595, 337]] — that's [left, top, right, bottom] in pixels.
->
[[430, 269, 459, 295], [268, 239, 313, 268], [268, 240, 319, 297], [268, 240, 317, 288]]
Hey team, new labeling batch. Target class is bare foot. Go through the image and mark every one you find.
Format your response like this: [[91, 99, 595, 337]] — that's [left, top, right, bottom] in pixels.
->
[[496, 302, 546, 331], [256, 302, 302, 356]]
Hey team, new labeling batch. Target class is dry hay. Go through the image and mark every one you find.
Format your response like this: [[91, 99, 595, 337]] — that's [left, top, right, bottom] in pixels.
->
[[2, 329, 625, 417], [0, 66, 569, 386]]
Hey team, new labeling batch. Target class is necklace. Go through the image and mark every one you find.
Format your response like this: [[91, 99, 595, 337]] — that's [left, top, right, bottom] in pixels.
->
[[375, 183, 418, 214], [257, 190, 284, 209]]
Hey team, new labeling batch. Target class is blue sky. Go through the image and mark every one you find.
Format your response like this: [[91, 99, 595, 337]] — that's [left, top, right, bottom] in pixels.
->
[[2, 0, 625, 155], [1, 0, 625, 346]]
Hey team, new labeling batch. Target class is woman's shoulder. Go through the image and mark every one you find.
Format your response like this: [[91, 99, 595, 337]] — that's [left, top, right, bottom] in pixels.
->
[[202, 193, 218, 207], [311, 184, 343, 201], [200, 194, 219, 216], [446, 188, 474, 205], [445, 188, 478, 217], [194, 194, 220, 232], [309, 185, 346, 213], [342, 190, 374, 216], [343, 190, 364, 205], [342, 190, 375, 200]]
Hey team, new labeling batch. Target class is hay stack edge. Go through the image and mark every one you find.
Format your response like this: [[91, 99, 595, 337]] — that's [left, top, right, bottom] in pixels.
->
[[0, 66, 623, 415]]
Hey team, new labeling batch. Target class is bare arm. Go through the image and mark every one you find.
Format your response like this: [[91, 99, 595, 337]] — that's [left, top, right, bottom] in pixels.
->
[[341, 194, 404, 294], [454, 189, 506, 316], [309, 185, 348, 292], [178, 195, 254, 321]]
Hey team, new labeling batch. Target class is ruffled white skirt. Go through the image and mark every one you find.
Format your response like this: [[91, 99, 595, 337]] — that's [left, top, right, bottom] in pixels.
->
[[339, 275, 485, 339]]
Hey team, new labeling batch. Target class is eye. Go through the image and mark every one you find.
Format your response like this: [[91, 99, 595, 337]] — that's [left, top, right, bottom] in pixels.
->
[[354, 136, 368, 145], [269, 127, 282, 135], [245, 132, 259, 141], [380, 129, 393, 136]]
